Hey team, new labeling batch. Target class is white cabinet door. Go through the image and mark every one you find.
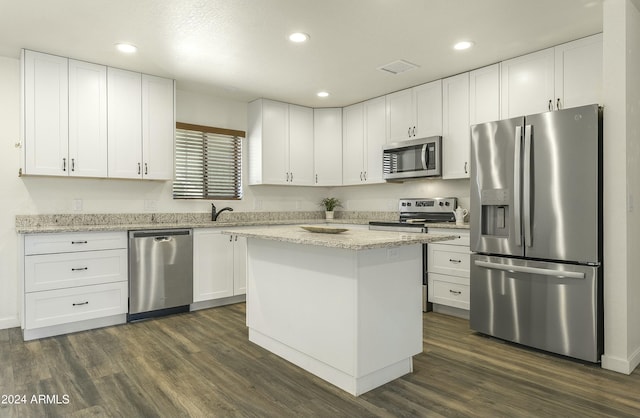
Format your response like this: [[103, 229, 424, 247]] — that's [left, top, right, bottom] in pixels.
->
[[23, 50, 69, 176], [288, 104, 314, 185], [342, 103, 365, 185], [233, 235, 247, 295], [193, 229, 234, 302], [414, 79, 442, 138], [442, 72, 470, 179], [256, 99, 289, 184], [554, 33, 603, 109], [386, 88, 414, 142], [107, 68, 142, 178], [500, 48, 555, 118], [313, 108, 342, 186], [364, 96, 386, 184], [142, 74, 174, 180], [469, 64, 501, 125], [68, 59, 107, 177]]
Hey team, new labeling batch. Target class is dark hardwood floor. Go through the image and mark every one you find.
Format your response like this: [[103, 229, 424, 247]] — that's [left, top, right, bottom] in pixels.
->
[[2, 304, 640, 417]]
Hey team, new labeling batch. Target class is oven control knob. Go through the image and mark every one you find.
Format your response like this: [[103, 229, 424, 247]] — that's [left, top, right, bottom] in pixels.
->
[[444, 201, 450, 206], [438, 202, 444, 206]]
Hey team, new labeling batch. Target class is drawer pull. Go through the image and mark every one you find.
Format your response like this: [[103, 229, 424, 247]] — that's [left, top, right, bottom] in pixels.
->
[[449, 289, 462, 296], [72, 301, 89, 306], [449, 258, 462, 264], [71, 267, 88, 272], [71, 241, 88, 244]]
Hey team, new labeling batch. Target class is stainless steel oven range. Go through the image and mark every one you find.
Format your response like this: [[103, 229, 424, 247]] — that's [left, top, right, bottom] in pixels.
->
[[369, 197, 457, 312]]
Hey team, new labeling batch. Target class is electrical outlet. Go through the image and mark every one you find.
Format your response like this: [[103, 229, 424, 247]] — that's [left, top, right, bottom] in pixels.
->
[[254, 199, 263, 210], [72, 199, 83, 211], [387, 248, 399, 259]]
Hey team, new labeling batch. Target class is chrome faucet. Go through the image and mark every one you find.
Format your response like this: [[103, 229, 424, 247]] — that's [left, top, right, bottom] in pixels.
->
[[211, 203, 234, 221]]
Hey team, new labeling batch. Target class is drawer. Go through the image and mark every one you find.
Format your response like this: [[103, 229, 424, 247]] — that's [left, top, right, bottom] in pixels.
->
[[427, 228, 470, 246], [25, 231, 127, 255], [25, 249, 128, 292], [428, 244, 470, 277], [25, 281, 128, 329], [428, 274, 469, 310]]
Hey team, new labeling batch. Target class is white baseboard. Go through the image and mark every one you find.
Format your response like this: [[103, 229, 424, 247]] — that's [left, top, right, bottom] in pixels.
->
[[190, 294, 246, 311], [0, 316, 20, 330], [602, 345, 640, 375]]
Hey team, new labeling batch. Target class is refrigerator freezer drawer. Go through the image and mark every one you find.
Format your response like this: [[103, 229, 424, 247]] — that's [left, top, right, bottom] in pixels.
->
[[470, 254, 602, 362]]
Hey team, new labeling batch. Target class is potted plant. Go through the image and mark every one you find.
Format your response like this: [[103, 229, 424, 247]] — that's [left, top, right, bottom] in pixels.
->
[[320, 197, 342, 220]]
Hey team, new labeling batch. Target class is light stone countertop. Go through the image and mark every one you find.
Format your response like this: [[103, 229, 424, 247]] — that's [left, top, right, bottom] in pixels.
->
[[15, 211, 469, 234], [221, 225, 457, 250]]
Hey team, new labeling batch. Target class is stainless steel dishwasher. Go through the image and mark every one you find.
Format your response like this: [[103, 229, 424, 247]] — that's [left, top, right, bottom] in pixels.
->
[[128, 229, 193, 321]]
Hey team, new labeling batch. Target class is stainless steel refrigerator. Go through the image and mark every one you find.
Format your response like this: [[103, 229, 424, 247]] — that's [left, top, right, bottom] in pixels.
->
[[469, 104, 603, 362]]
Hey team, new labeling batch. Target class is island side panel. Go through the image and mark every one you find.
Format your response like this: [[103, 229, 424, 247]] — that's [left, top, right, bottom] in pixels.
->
[[356, 245, 423, 378], [246, 238, 358, 376]]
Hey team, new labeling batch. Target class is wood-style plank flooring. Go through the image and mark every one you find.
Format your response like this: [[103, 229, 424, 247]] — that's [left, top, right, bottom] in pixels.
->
[[2, 304, 640, 417]]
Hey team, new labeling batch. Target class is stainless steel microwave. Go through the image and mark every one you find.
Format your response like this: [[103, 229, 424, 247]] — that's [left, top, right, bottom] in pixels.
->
[[383, 136, 442, 181]]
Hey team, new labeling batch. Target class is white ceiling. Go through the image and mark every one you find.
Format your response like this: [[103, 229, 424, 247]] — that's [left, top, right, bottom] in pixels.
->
[[0, 0, 603, 108]]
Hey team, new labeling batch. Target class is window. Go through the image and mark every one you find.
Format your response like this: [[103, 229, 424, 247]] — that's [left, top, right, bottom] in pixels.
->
[[173, 122, 244, 200]]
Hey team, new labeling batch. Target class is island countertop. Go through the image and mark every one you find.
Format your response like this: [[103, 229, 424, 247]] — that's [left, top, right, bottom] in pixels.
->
[[221, 225, 456, 250]]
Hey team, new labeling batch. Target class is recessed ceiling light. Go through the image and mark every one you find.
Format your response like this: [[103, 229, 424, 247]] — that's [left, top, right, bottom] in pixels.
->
[[116, 43, 137, 53], [453, 41, 474, 51], [317, 91, 330, 98], [289, 32, 310, 43]]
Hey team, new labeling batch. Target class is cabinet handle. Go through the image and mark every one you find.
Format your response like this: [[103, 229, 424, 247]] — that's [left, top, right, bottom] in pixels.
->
[[71, 267, 88, 271], [138, 163, 141, 175], [71, 241, 88, 244], [413, 126, 416, 137], [286, 172, 289, 182], [315, 174, 318, 184], [229, 235, 233, 242], [449, 258, 461, 264], [144, 163, 148, 175], [556, 98, 562, 110], [363, 171, 367, 181], [72, 301, 89, 306], [290, 172, 293, 182], [464, 162, 468, 174], [71, 158, 75, 172], [360, 172, 363, 181], [62, 158, 67, 172], [548, 100, 553, 111], [235, 236, 238, 242], [449, 289, 462, 296], [407, 127, 411, 138]]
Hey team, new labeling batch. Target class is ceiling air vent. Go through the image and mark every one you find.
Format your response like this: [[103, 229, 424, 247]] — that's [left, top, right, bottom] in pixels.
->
[[377, 60, 419, 75]]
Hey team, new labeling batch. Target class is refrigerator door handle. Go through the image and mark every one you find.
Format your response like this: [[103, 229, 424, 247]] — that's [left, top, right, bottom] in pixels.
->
[[523, 124, 532, 247], [513, 126, 522, 246], [474, 260, 586, 279]]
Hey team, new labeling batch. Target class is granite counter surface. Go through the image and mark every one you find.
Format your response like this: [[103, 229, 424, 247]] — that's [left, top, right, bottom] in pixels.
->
[[15, 211, 469, 234], [221, 225, 456, 250]]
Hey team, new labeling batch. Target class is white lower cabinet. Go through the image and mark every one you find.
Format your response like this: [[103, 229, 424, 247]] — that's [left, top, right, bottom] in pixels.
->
[[427, 229, 470, 311], [21, 231, 128, 340], [193, 229, 247, 303]]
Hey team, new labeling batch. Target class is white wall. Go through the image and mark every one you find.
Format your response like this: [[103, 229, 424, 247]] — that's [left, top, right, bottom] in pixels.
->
[[602, 0, 640, 374], [0, 54, 470, 329]]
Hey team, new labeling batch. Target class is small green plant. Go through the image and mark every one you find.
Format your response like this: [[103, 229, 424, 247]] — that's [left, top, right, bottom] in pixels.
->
[[320, 197, 342, 211]]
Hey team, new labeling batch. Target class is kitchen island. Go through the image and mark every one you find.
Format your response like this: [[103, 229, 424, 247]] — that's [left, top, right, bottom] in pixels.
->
[[221, 225, 455, 396]]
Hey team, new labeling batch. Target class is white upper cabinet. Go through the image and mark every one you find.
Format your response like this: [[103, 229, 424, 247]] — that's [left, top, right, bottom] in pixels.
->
[[364, 96, 387, 184], [23, 50, 69, 176], [108, 70, 174, 180], [442, 72, 470, 180], [342, 102, 365, 185], [107, 68, 143, 179], [500, 48, 555, 118], [386, 80, 442, 143], [248, 99, 314, 185], [288, 104, 314, 185], [554, 33, 603, 110], [501, 33, 602, 118], [469, 64, 501, 125], [22, 50, 174, 180], [342, 97, 386, 185], [141, 74, 175, 180], [313, 108, 343, 186], [68, 59, 107, 177]]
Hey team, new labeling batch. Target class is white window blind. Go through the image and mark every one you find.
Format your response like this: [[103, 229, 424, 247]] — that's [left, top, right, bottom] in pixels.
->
[[173, 122, 244, 200]]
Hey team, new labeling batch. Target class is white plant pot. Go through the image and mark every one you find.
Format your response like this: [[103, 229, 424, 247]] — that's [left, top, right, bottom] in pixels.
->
[[325, 211, 334, 220]]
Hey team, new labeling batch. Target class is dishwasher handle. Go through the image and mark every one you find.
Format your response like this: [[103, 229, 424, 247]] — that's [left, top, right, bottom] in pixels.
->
[[130, 229, 192, 239]]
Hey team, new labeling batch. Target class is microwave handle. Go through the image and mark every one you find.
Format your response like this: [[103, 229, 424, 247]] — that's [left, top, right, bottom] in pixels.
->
[[421, 144, 428, 170]]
